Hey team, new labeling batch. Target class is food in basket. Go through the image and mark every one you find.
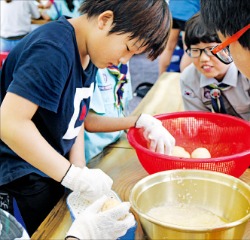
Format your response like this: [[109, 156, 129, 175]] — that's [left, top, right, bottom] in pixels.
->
[[191, 147, 211, 158], [171, 146, 211, 159], [128, 112, 250, 176], [171, 146, 190, 158]]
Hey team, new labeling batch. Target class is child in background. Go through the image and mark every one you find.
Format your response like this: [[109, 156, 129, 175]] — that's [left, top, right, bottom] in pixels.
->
[[0, 0, 40, 52], [180, 13, 250, 120], [158, 0, 200, 75], [84, 63, 133, 163], [41, 0, 80, 20], [0, 1, 174, 238]]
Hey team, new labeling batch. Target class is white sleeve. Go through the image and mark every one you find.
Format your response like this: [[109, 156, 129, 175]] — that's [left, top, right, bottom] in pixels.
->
[[29, 1, 41, 19]]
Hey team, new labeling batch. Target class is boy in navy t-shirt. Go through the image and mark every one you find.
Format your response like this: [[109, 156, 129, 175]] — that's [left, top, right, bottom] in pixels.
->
[[0, 1, 174, 239]]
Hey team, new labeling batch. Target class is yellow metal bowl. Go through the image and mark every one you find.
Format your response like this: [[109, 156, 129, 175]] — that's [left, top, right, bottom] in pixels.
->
[[129, 169, 250, 239]]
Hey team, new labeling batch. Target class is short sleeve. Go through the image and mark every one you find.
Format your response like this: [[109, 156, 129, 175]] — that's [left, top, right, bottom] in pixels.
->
[[8, 41, 70, 112], [29, 2, 40, 19]]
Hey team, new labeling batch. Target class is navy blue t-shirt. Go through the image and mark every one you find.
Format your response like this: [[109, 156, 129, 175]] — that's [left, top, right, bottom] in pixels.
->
[[0, 17, 97, 185]]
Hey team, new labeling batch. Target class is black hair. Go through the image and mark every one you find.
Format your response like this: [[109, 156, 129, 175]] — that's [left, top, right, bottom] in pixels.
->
[[78, 0, 172, 60], [65, 0, 75, 12], [200, 0, 250, 50], [184, 12, 221, 49]]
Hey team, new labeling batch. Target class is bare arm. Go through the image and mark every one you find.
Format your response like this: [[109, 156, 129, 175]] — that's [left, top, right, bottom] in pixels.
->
[[84, 111, 138, 133], [69, 123, 85, 168], [0, 93, 70, 182], [41, 11, 51, 21]]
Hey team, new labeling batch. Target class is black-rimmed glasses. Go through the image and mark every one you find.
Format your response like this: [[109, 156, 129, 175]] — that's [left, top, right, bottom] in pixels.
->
[[186, 47, 216, 58]]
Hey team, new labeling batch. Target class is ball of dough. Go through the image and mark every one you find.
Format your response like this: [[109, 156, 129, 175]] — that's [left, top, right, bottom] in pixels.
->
[[191, 147, 211, 158], [171, 146, 191, 158], [101, 197, 121, 212], [101, 197, 128, 220]]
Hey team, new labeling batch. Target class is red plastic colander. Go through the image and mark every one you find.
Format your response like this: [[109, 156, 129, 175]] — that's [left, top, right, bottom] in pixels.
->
[[127, 112, 250, 177]]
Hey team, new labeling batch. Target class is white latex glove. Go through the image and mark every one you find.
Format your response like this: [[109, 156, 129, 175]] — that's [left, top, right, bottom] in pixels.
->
[[61, 165, 113, 201], [66, 195, 135, 240], [135, 113, 175, 154]]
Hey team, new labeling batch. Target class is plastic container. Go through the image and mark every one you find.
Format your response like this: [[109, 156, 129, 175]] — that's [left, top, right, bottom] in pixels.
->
[[127, 111, 250, 177]]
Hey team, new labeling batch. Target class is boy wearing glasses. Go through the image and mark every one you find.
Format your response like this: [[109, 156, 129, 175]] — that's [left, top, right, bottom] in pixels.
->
[[180, 13, 250, 120], [200, 0, 250, 80]]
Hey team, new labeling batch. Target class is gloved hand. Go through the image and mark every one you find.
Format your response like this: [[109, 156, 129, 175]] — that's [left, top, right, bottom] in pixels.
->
[[135, 113, 175, 155], [61, 165, 113, 201], [66, 195, 135, 240]]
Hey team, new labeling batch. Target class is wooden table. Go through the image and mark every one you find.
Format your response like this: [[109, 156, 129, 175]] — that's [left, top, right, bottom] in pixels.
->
[[31, 18, 50, 31], [31, 18, 50, 25], [31, 72, 250, 239]]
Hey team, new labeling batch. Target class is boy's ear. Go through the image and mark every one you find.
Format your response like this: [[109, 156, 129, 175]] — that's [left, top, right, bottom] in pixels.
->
[[97, 10, 114, 30]]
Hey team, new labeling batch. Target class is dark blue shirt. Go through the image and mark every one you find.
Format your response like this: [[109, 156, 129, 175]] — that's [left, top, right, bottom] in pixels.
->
[[0, 16, 97, 185]]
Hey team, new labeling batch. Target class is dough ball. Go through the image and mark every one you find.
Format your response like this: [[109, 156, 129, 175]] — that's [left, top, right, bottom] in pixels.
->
[[101, 197, 121, 212], [101, 197, 128, 220], [171, 146, 190, 158], [191, 147, 211, 158]]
